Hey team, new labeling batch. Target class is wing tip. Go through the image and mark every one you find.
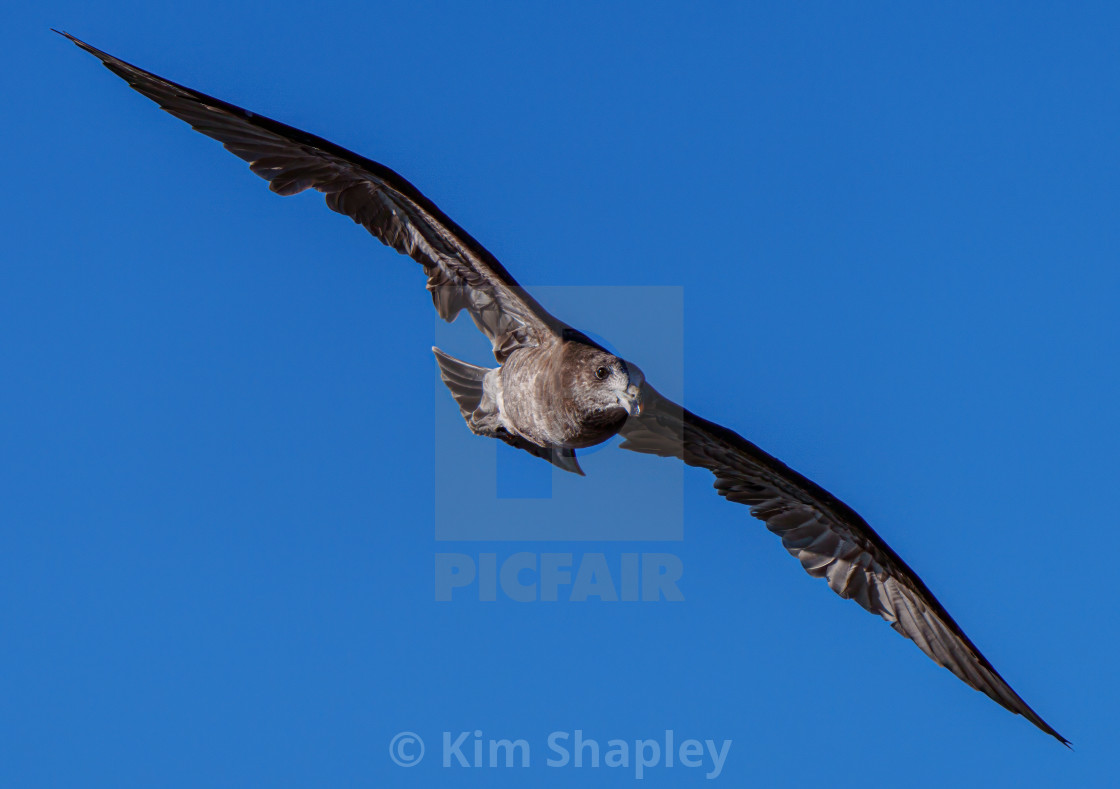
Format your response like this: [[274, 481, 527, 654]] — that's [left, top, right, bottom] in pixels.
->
[[54, 29, 121, 69], [1042, 723, 1071, 749], [53, 29, 88, 51]]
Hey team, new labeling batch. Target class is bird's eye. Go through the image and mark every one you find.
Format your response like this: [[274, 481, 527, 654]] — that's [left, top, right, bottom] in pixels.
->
[[595, 366, 610, 380]]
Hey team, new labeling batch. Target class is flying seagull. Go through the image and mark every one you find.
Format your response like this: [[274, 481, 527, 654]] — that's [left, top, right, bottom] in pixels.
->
[[58, 31, 1067, 745]]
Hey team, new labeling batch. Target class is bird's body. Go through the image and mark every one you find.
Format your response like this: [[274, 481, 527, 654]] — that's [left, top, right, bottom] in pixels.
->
[[434, 335, 642, 474], [59, 31, 1067, 745], [496, 339, 642, 449]]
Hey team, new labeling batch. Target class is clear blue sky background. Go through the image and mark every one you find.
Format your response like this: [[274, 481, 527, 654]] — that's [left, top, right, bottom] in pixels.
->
[[3, 2, 1117, 786]]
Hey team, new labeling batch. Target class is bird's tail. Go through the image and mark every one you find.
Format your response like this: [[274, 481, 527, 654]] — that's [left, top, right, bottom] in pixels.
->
[[432, 347, 491, 418]]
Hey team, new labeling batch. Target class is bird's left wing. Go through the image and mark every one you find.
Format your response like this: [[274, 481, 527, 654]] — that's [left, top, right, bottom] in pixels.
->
[[619, 384, 1067, 744], [58, 32, 566, 362]]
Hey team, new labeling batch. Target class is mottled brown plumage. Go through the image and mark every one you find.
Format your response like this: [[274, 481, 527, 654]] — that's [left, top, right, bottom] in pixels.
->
[[59, 31, 1067, 745], [498, 338, 642, 449]]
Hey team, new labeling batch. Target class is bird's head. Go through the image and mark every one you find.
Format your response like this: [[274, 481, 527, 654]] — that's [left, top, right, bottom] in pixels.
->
[[571, 346, 644, 417]]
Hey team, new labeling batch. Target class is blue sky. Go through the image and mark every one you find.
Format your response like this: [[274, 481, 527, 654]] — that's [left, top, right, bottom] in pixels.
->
[[3, 2, 1117, 786]]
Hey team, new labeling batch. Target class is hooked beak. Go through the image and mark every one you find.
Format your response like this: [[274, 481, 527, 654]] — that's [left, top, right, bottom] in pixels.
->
[[622, 383, 642, 417]]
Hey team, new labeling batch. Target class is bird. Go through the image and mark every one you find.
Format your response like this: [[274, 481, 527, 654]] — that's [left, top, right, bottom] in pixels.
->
[[57, 31, 1067, 745]]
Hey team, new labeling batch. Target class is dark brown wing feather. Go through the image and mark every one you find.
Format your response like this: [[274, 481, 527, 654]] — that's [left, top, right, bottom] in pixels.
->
[[58, 31, 565, 362], [620, 385, 1067, 745]]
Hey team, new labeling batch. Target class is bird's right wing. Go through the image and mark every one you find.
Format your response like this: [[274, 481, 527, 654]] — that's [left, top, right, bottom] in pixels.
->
[[59, 31, 567, 362], [620, 384, 1067, 744]]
